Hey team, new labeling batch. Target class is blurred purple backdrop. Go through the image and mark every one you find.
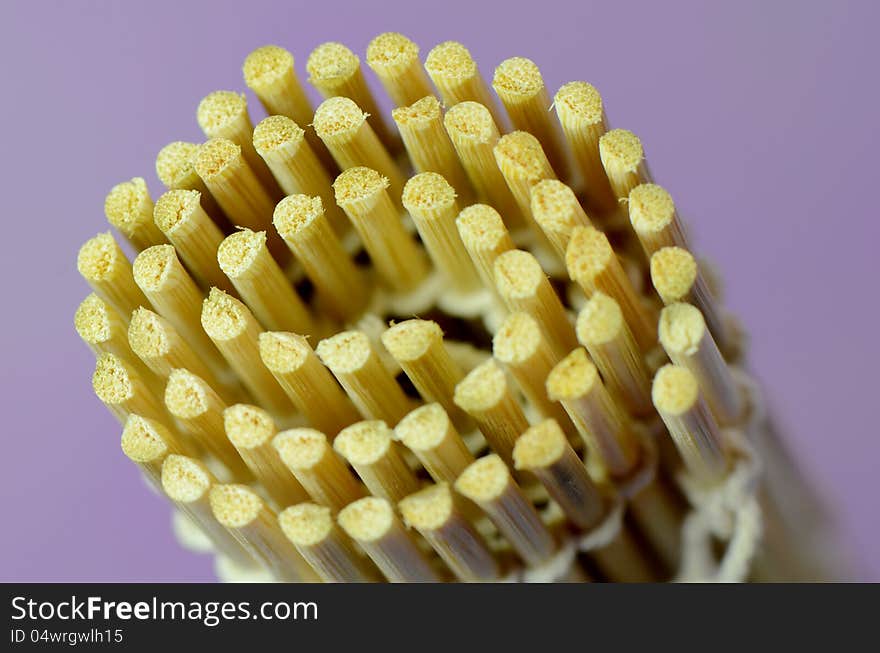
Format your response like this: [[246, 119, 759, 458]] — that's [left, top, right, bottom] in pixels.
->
[[1, 0, 876, 581]]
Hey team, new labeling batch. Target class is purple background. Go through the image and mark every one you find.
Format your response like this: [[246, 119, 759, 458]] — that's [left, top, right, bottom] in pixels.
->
[[1, 0, 877, 581]]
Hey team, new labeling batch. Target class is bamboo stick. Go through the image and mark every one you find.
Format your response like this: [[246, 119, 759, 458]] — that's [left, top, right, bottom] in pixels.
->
[[492, 57, 569, 178], [161, 454, 257, 567], [200, 288, 294, 417], [399, 483, 500, 582], [453, 358, 527, 467], [444, 101, 526, 227], [259, 331, 361, 435], [628, 183, 688, 257], [599, 128, 651, 200], [513, 419, 605, 530], [566, 225, 656, 351], [333, 167, 428, 293], [380, 319, 469, 428], [316, 330, 413, 426], [209, 484, 319, 581], [121, 414, 191, 488], [279, 503, 380, 582], [153, 189, 232, 293], [425, 41, 503, 125], [273, 194, 368, 321], [530, 179, 593, 259], [196, 90, 280, 195], [553, 81, 617, 213], [252, 115, 348, 235], [74, 293, 133, 359], [401, 172, 481, 292], [77, 232, 150, 316], [455, 454, 557, 567], [314, 97, 405, 199], [155, 141, 224, 224], [493, 131, 558, 233], [395, 403, 475, 483], [393, 97, 475, 205], [103, 177, 166, 250], [365, 32, 433, 107], [575, 292, 653, 417], [223, 403, 309, 507], [92, 353, 165, 424], [163, 368, 251, 480], [650, 246, 730, 353], [306, 41, 397, 149], [334, 420, 420, 502], [658, 303, 743, 425], [338, 496, 440, 582], [493, 249, 578, 358], [456, 203, 515, 291], [273, 428, 366, 511], [217, 228, 315, 334], [652, 364, 728, 481]]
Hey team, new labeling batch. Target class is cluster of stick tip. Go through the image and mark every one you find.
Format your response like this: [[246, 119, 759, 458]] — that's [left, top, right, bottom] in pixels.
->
[[74, 33, 790, 583]]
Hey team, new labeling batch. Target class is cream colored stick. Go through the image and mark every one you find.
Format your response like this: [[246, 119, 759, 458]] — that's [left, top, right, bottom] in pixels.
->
[[104, 177, 166, 251], [153, 189, 233, 293], [493, 312, 577, 436], [401, 172, 481, 292], [492, 57, 569, 179], [315, 97, 405, 199], [546, 348, 641, 479], [399, 483, 500, 582], [575, 292, 653, 417], [93, 353, 165, 424], [652, 364, 728, 481], [200, 288, 294, 417], [530, 179, 593, 259], [273, 195, 368, 322], [455, 454, 557, 567], [273, 428, 367, 511], [628, 183, 689, 257], [381, 319, 470, 428], [444, 102, 526, 227], [658, 303, 743, 425], [566, 225, 656, 351], [155, 141, 225, 223], [453, 358, 528, 467], [279, 503, 381, 582], [334, 420, 420, 503], [513, 419, 605, 531], [223, 403, 310, 507], [456, 203, 515, 291], [217, 228, 316, 334], [121, 414, 192, 488], [252, 115, 348, 235], [306, 41, 397, 149], [161, 455, 257, 567], [393, 98, 476, 205], [395, 404, 475, 483], [365, 32, 433, 107], [259, 332, 361, 435], [194, 138, 287, 263], [128, 306, 223, 389], [132, 245, 226, 374], [196, 90, 280, 195], [493, 249, 578, 358], [242, 44, 336, 173], [163, 369, 252, 480], [599, 128, 651, 200], [209, 484, 319, 582], [77, 232, 150, 316], [494, 131, 558, 234], [316, 330, 413, 426], [75, 293, 133, 359], [333, 167, 428, 293], [338, 496, 440, 582], [425, 41, 503, 125], [650, 246, 729, 353], [553, 81, 617, 214]]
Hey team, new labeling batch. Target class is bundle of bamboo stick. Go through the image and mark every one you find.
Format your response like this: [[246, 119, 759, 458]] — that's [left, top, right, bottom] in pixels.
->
[[76, 34, 838, 582]]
